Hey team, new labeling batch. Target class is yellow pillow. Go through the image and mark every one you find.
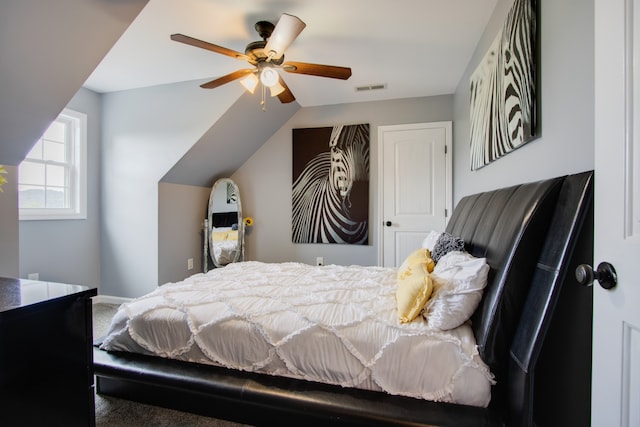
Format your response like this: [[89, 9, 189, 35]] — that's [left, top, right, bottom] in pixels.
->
[[211, 231, 228, 241], [396, 248, 435, 323], [226, 230, 239, 240]]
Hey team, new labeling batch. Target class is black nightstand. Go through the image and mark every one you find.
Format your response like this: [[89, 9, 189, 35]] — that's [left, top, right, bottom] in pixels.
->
[[0, 277, 97, 426]]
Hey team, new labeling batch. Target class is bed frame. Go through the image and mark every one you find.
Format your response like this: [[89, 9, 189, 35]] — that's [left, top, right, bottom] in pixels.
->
[[94, 171, 594, 426]]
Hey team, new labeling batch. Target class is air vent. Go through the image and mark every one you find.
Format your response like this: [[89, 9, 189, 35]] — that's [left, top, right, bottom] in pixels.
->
[[355, 83, 387, 92]]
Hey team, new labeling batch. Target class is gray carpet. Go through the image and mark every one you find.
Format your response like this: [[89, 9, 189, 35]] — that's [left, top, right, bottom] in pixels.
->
[[92, 303, 252, 427]]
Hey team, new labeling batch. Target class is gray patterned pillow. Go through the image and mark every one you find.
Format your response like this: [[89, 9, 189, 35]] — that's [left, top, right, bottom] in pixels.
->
[[431, 232, 465, 263]]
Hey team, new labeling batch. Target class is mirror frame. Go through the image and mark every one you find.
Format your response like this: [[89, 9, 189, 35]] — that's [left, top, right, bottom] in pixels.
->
[[206, 178, 243, 268]]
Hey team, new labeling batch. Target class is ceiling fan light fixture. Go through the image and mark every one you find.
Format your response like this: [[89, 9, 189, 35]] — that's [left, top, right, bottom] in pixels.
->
[[264, 13, 306, 61], [269, 81, 285, 97], [240, 73, 259, 93], [260, 67, 280, 87]]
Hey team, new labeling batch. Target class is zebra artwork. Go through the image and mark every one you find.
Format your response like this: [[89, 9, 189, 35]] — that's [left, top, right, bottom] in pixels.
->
[[292, 124, 369, 244], [469, 0, 536, 170]]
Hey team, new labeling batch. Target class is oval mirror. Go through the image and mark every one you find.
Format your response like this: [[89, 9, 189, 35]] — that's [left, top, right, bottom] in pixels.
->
[[207, 178, 243, 267]]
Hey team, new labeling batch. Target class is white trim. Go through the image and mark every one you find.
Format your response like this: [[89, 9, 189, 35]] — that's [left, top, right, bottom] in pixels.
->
[[376, 121, 453, 266], [621, 321, 640, 427], [19, 108, 87, 221], [627, 0, 640, 238]]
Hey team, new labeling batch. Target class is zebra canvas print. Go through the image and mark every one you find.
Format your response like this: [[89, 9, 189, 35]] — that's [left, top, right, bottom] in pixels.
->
[[469, 0, 537, 170], [292, 124, 369, 244]]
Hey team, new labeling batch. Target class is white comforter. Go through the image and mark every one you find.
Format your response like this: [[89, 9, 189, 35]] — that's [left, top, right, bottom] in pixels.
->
[[99, 261, 494, 407], [210, 240, 238, 265]]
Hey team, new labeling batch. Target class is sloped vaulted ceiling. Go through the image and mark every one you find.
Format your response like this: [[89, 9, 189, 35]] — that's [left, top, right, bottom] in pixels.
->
[[161, 91, 300, 188], [0, 0, 149, 165]]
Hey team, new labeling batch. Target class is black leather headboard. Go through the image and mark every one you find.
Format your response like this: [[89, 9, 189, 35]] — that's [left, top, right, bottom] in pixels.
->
[[446, 176, 564, 374], [211, 211, 238, 228], [508, 171, 593, 426], [447, 171, 593, 426]]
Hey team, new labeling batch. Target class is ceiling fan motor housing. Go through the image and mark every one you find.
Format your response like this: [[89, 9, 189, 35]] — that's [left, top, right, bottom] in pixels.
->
[[245, 40, 284, 65], [255, 20, 275, 40]]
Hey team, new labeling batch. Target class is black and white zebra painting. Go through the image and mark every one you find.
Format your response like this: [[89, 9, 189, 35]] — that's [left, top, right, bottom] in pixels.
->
[[469, 0, 536, 170], [292, 124, 369, 244]]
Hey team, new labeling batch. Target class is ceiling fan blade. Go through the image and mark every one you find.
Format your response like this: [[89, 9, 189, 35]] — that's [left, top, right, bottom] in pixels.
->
[[264, 14, 306, 61], [276, 77, 296, 103], [171, 34, 250, 61], [200, 69, 254, 89], [282, 61, 352, 80]]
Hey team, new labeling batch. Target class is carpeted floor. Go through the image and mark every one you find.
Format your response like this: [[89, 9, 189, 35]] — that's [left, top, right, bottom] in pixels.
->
[[92, 303, 252, 427]]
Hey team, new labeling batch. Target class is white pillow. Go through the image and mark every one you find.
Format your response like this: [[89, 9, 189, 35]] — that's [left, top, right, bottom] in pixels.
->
[[421, 230, 442, 252], [422, 251, 489, 330]]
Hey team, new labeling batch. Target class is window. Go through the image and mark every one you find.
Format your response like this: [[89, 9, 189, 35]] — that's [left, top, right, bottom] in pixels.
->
[[19, 108, 87, 220]]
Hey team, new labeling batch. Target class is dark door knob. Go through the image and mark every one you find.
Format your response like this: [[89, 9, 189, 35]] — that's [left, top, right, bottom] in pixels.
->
[[385, 221, 392, 227], [575, 262, 617, 289]]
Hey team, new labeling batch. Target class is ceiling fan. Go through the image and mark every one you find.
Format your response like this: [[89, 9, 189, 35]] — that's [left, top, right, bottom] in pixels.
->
[[170, 13, 352, 108]]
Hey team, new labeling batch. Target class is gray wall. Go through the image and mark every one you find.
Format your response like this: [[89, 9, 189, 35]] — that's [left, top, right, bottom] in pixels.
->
[[452, 0, 594, 200], [232, 95, 454, 266], [158, 182, 210, 284], [100, 80, 243, 298], [19, 88, 102, 287], [0, 0, 146, 281], [0, 166, 19, 278]]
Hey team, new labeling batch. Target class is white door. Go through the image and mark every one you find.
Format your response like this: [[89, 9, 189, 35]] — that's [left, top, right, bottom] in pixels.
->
[[378, 122, 452, 267], [593, 1, 640, 426]]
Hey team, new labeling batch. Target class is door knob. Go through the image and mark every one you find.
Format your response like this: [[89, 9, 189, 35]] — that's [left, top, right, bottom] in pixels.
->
[[385, 221, 392, 227], [575, 262, 617, 289]]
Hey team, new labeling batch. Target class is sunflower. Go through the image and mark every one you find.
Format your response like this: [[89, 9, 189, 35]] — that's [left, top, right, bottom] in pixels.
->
[[0, 165, 7, 193], [243, 217, 254, 227]]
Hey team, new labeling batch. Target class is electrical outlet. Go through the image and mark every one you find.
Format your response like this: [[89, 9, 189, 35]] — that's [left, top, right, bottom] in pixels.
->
[[316, 257, 324, 266], [187, 258, 194, 270], [27, 273, 39, 280]]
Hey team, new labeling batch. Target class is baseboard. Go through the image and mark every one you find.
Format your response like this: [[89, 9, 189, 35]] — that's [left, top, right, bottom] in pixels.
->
[[93, 295, 132, 305]]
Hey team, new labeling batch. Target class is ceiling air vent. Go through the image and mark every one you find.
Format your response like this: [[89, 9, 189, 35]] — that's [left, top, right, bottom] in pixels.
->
[[355, 83, 387, 92]]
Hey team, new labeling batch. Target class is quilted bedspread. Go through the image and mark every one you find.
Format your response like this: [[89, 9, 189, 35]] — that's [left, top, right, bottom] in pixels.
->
[[99, 261, 494, 407]]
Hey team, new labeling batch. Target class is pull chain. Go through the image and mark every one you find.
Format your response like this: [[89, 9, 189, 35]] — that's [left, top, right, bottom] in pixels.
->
[[261, 84, 267, 111]]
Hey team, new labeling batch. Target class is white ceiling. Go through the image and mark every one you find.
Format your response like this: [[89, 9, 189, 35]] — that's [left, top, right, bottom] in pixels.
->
[[84, 0, 497, 107]]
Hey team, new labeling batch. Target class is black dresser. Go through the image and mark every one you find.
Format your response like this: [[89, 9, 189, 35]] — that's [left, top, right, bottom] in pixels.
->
[[0, 277, 97, 426]]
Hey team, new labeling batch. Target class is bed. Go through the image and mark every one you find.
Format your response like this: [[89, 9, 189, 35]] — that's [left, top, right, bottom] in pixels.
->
[[207, 209, 242, 267], [94, 171, 594, 426], [209, 226, 240, 265]]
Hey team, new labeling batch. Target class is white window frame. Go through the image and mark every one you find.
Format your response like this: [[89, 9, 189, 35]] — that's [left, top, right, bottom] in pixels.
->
[[19, 108, 87, 220]]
